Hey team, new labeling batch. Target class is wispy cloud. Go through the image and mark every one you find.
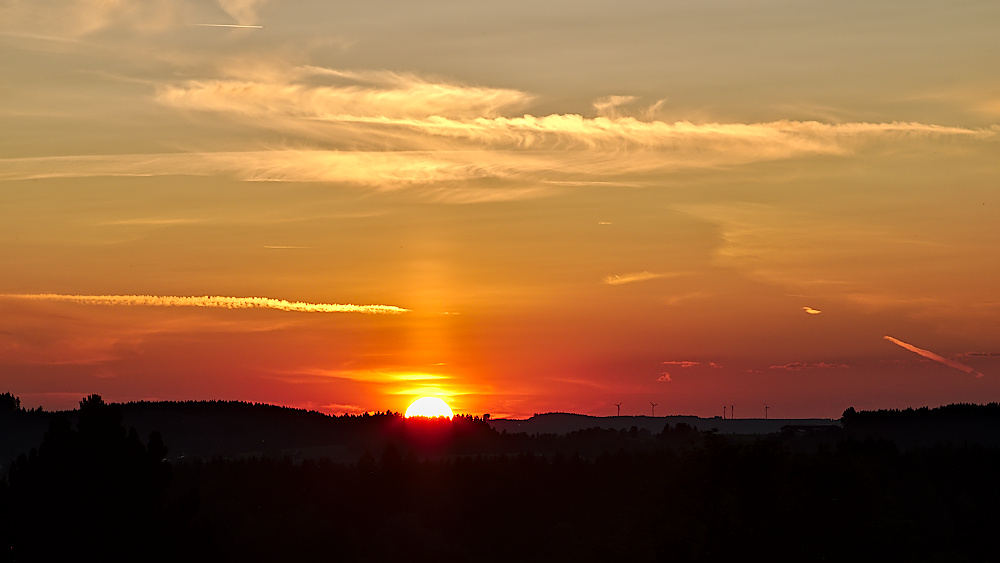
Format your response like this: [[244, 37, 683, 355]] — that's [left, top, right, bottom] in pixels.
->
[[592, 95, 638, 118], [0, 294, 408, 314], [98, 218, 203, 227], [803, 306, 822, 315], [662, 361, 700, 368], [215, 0, 269, 26], [604, 271, 670, 285], [157, 68, 531, 122], [657, 373, 672, 382], [2, 63, 994, 202], [0, 151, 495, 188], [4, 62, 995, 201], [663, 292, 710, 306], [153, 66, 998, 172], [884, 336, 983, 377], [770, 362, 850, 371], [0, 0, 270, 38]]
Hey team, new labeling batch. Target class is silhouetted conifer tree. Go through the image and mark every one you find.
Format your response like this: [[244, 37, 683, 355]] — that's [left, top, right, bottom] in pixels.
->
[[2, 395, 175, 562]]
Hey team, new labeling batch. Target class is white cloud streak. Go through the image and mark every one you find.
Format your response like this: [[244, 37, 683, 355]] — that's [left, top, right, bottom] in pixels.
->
[[770, 362, 850, 371], [157, 69, 531, 122], [0, 151, 494, 187], [0, 294, 408, 314], [604, 271, 669, 285], [192, 23, 263, 29], [803, 306, 822, 315], [884, 336, 983, 377]]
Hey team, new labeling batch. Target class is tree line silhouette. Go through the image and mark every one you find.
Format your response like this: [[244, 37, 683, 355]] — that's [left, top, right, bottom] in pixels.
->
[[3, 394, 1000, 562]]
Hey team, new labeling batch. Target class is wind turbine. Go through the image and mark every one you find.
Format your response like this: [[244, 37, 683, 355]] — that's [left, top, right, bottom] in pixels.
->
[[764, 404, 769, 420], [650, 402, 658, 417], [730, 404, 735, 419], [723, 405, 726, 419], [615, 402, 622, 417]]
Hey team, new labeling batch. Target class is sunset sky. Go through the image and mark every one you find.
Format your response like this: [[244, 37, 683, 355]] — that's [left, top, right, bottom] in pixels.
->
[[2, 0, 998, 418]]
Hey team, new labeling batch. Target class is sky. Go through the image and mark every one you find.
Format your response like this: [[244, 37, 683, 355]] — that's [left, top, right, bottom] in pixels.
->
[[2, 0, 999, 419]]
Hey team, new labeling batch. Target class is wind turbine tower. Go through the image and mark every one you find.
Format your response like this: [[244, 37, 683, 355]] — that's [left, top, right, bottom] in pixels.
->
[[650, 402, 658, 417], [764, 404, 769, 420], [615, 402, 622, 417], [731, 405, 735, 419]]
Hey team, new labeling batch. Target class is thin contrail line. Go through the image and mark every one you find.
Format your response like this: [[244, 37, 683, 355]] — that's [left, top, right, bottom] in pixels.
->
[[884, 335, 983, 377], [0, 294, 407, 314], [192, 23, 264, 29]]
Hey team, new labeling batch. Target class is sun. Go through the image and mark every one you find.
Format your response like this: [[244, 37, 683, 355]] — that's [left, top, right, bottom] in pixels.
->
[[405, 397, 454, 419]]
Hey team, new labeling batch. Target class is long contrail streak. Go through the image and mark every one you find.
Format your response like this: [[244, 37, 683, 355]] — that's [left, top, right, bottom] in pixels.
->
[[192, 23, 264, 29], [884, 335, 983, 377], [0, 294, 407, 314]]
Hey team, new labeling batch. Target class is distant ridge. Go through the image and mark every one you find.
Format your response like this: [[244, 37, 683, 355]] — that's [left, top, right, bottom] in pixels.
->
[[487, 412, 838, 436]]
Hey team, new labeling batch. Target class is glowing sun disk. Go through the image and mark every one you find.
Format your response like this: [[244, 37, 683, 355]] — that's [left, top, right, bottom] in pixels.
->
[[405, 397, 454, 418]]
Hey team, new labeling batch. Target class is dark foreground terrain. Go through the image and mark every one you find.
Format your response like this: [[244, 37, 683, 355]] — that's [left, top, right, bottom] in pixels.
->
[[2, 393, 1000, 562]]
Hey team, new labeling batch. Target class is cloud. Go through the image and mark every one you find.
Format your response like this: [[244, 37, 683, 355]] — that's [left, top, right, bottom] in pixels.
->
[[604, 271, 669, 285], [657, 373, 672, 382], [349, 115, 995, 156], [157, 67, 532, 122], [5, 63, 995, 200], [592, 95, 638, 118], [662, 361, 700, 368], [770, 362, 851, 371], [0, 0, 270, 38], [98, 218, 202, 227], [803, 306, 822, 315], [0, 0, 186, 38], [0, 294, 408, 314], [216, 0, 268, 26], [156, 67, 996, 159], [3, 61, 995, 201], [0, 151, 496, 188], [884, 336, 984, 377], [663, 292, 709, 306]]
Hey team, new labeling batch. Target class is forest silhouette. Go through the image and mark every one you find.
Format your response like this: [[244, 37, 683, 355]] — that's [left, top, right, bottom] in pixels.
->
[[2, 393, 1000, 562]]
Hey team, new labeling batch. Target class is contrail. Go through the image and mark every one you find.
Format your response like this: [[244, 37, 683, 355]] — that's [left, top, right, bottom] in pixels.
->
[[192, 23, 264, 29], [884, 336, 983, 377], [0, 294, 407, 314]]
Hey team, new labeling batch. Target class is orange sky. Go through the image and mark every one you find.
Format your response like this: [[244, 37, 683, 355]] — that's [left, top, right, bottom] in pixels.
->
[[2, 1, 999, 418]]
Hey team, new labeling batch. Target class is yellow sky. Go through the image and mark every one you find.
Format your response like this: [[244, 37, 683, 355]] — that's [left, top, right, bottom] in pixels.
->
[[2, 0, 999, 417]]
